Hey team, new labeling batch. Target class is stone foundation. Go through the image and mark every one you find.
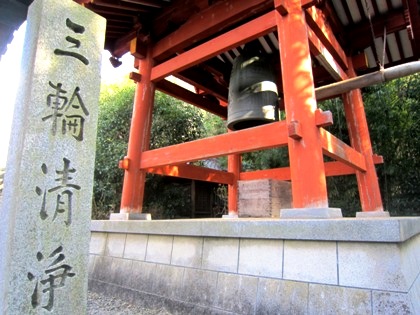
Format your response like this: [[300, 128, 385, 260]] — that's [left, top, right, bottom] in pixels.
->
[[89, 217, 420, 314]]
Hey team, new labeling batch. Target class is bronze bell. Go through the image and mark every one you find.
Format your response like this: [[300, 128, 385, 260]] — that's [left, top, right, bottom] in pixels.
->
[[227, 54, 279, 130]]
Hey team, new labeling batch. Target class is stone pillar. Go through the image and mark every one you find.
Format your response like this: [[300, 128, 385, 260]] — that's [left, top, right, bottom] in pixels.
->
[[0, 0, 105, 313]]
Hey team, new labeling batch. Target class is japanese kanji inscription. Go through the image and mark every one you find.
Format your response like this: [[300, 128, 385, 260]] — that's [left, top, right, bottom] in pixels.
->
[[54, 18, 89, 65], [36, 158, 81, 226], [42, 82, 89, 141], [27, 246, 76, 311], [0, 0, 106, 313]]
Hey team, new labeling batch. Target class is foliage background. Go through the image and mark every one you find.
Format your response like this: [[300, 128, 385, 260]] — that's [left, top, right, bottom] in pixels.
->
[[93, 74, 420, 219], [93, 80, 206, 219]]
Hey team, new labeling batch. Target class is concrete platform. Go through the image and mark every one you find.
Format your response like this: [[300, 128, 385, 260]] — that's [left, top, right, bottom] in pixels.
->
[[89, 217, 420, 314]]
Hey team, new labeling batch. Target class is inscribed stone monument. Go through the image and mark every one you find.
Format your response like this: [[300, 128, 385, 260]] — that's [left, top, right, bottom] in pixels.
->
[[0, 0, 105, 313]]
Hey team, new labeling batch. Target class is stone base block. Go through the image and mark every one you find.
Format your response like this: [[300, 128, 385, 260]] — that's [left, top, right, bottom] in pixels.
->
[[110, 213, 152, 220], [356, 211, 390, 218], [222, 214, 239, 219], [280, 208, 343, 219]]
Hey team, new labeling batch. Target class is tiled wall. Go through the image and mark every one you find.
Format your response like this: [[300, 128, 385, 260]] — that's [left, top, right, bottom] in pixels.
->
[[89, 221, 420, 314]]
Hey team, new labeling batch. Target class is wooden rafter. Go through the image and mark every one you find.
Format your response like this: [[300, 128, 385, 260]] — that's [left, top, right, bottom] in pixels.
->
[[404, 0, 420, 56], [176, 67, 229, 102], [152, 0, 273, 61], [346, 10, 408, 51], [151, 11, 277, 81], [155, 79, 227, 118]]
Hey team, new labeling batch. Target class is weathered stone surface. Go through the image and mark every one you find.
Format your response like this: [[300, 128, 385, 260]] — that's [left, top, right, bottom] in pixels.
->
[[109, 212, 151, 220], [202, 237, 239, 272], [280, 207, 343, 218], [87, 223, 420, 315], [338, 242, 411, 291], [372, 291, 414, 315], [129, 260, 157, 293], [181, 268, 218, 307], [88, 254, 96, 278], [89, 279, 232, 315], [256, 278, 308, 314], [283, 240, 338, 284], [105, 233, 126, 258], [91, 217, 420, 242], [408, 270, 420, 314], [89, 232, 108, 255], [153, 264, 185, 300], [93, 255, 114, 283], [356, 211, 390, 217], [0, 0, 105, 313], [123, 233, 148, 261], [238, 238, 283, 278], [401, 233, 420, 290], [109, 257, 133, 286], [215, 273, 259, 315], [308, 284, 371, 315], [145, 235, 173, 264], [171, 236, 203, 268]]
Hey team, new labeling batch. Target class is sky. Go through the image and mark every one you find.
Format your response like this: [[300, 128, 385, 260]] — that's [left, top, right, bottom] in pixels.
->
[[0, 22, 135, 167]]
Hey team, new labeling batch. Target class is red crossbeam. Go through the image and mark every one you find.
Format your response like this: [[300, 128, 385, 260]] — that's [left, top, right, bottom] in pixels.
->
[[140, 122, 288, 169]]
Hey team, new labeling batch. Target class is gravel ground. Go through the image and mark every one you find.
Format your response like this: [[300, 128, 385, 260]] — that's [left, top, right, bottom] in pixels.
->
[[87, 291, 173, 315]]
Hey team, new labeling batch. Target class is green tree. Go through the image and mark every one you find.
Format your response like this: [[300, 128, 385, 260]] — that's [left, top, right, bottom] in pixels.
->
[[93, 82, 134, 219], [93, 81, 205, 219], [363, 74, 420, 216]]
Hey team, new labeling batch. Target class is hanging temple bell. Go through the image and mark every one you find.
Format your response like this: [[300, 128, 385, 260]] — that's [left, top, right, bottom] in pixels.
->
[[227, 53, 279, 131]]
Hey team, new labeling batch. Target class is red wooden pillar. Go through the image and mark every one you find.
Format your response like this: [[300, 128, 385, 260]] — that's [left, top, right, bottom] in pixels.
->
[[342, 58, 384, 212], [275, 0, 329, 209], [227, 150, 241, 217], [120, 46, 155, 214]]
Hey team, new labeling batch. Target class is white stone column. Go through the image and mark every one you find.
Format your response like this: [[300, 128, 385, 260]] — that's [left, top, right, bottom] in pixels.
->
[[0, 0, 105, 313]]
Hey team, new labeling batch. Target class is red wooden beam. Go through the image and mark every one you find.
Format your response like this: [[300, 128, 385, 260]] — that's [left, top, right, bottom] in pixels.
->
[[239, 162, 356, 181], [152, 0, 272, 61], [146, 164, 234, 185], [325, 155, 383, 176], [342, 58, 383, 212], [320, 128, 366, 172], [307, 26, 348, 81], [151, 12, 277, 81], [240, 167, 291, 181], [305, 6, 348, 70], [140, 121, 288, 169], [239, 156, 383, 181]]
